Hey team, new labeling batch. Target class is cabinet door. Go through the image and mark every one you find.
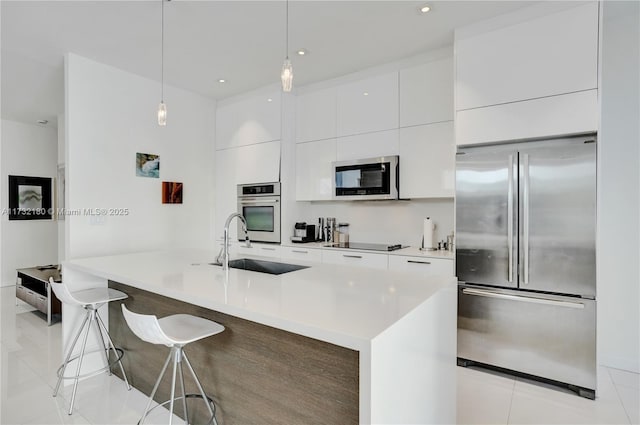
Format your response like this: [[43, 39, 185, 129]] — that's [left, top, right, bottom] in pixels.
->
[[321, 250, 389, 270], [295, 139, 336, 201], [237, 244, 281, 259], [215, 148, 240, 241], [399, 122, 454, 198], [281, 246, 323, 263], [295, 87, 337, 143], [455, 90, 598, 146], [336, 72, 399, 136], [336, 129, 399, 161], [216, 91, 281, 149], [399, 57, 453, 127], [388, 255, 454, 276], [235, 141, 281, 185], [456, 2, 598, 111]]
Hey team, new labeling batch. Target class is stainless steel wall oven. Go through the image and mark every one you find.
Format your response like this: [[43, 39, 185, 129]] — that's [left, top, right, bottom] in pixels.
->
[[237, 182, 281, 244]]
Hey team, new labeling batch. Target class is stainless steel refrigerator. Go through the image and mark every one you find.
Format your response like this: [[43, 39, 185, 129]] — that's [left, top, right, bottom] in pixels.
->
[[456, 134, 597, 399]]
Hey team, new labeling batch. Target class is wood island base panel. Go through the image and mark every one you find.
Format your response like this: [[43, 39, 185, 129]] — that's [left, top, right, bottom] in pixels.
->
[[108, 281, 359, 425]]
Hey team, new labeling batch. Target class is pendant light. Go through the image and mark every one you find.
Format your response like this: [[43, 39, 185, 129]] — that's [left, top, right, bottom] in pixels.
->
[[157, 0, 167, 126], [280, 0, 293, 92]]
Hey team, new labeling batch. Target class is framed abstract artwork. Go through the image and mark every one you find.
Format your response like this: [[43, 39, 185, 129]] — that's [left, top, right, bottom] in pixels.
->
[[162, 182, 183, 204], [8, 175, 53, 220]]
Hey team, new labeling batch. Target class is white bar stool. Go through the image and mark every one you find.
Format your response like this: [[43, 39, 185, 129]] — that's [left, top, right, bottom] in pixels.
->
[[121, 304, 225, 425], [49, 278, 131, 414]]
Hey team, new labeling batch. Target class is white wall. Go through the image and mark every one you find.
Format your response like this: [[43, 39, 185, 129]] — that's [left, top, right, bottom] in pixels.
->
[[0, 119, 58, 286], [597, 1, 640, 373], [65, 54, 215, 259], [57, 114, 65, 264]]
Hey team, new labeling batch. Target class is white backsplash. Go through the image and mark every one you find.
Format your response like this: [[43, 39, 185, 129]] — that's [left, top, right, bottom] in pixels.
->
[[293, 199, 454, 247]]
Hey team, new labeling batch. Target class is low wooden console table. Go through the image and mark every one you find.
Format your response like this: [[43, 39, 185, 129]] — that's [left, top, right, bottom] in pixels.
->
[[16, 265, 62, 326]]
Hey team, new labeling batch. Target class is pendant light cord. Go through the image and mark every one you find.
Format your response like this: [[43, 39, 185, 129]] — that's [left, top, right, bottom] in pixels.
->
[[285, 0, 289, 60], [161, 0, 164, 102]]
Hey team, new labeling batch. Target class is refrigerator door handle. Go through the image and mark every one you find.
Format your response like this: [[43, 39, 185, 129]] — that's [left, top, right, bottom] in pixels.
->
[[523, 153, 530, 285], [462, 288, 585, 309], [508, 154, 514, 283]]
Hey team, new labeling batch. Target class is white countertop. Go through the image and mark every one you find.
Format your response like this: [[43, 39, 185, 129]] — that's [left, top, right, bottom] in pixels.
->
[[280, 241, 455, 259], [64, 249, 454, 351]]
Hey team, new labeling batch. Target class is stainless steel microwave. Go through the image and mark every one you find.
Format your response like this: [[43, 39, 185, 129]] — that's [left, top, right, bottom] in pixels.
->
[[332, 156, 399, 200]]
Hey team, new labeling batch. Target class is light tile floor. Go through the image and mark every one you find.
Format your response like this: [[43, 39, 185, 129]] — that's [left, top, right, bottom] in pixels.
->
[[1, 286, 638, 424]]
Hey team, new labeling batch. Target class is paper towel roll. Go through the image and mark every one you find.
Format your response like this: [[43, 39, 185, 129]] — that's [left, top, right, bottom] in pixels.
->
[[423, 217, 435, 250]]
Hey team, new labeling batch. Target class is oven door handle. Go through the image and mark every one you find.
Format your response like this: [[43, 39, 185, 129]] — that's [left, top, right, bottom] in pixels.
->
[[239, 199, 279, 204]]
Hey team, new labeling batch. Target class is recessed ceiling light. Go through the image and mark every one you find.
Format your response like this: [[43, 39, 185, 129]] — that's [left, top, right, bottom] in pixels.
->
[[363, 92, 369, 96], [296, 49, 308, 56], [419, 5, 431, 13], [218, 79, 226, 83], [267, 98, 273, 102], [37, 119, 48, 125]]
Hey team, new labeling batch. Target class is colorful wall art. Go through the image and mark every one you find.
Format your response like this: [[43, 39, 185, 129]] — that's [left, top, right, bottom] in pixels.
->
[[162, 182, 183, 204], [136, 153, 160, 178]]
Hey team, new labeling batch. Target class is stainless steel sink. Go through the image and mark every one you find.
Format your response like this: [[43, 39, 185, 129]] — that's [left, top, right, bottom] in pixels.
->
[[227, 258, 309, 275]]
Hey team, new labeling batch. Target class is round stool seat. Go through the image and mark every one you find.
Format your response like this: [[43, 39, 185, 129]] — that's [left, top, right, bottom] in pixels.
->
[[158, 314, 225, 346], [69, 287, 128, 307]]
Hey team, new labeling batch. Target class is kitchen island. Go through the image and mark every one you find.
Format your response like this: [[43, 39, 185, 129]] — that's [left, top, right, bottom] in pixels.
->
[[63, 249, 456, 424]]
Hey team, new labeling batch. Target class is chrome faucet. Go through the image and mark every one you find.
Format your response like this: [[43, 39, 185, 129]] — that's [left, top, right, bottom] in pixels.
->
[[216, 213, 251, 270]]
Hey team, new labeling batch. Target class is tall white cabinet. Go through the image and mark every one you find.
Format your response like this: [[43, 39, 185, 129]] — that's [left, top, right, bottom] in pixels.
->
[[215, 88, 282, 240], [455, 2, 599, 145], [294, 54, 455, 201]]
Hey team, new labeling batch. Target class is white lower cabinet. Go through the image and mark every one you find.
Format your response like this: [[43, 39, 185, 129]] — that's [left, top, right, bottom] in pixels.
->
[[237, 244, 282, 259], [388, 255, 454, 276], [280, 246, 323, 263], [321, 250, 389, 270]]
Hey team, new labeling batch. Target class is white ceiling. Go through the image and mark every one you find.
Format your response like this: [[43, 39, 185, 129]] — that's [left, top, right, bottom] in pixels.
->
[[1, 0, 536, 127]]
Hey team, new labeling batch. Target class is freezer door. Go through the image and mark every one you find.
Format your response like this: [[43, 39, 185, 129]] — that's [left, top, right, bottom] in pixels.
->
[[518, 137, 596, 297], [457, 285, 596, 391], [456, 146, 518, 288]]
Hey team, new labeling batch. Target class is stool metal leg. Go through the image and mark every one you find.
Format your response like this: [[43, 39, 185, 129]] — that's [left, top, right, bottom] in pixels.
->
[[182, 351, 216, 422], [168, 347, 179, 425], [93, 312, 112, 376], [140, 349, 173, 425], [53, 310, 90, 397], [96, 312, 132, 390], [176, 349, 189, 425], [68, 309, 94, 415]]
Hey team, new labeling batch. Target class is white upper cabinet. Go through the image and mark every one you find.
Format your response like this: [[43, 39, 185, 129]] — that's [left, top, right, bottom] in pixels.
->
[[336, 72, 399, 137], [399, 57, 454, 127], [295, 139, 336, 201], [234, 140, 281, 185], [336, 129, 399, 162], [399, 122, 454, 198], [295, 87, 337, 143], [455, 2, 599, 111], [216, 90, 281, 150], [456, 90, 598, 146]]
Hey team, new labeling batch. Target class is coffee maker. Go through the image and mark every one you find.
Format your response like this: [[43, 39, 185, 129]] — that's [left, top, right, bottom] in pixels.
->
[[291, 222, 316, 243]]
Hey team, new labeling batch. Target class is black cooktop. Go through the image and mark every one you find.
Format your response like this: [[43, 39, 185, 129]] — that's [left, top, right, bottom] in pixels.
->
[[325, 242, 403, 252]]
